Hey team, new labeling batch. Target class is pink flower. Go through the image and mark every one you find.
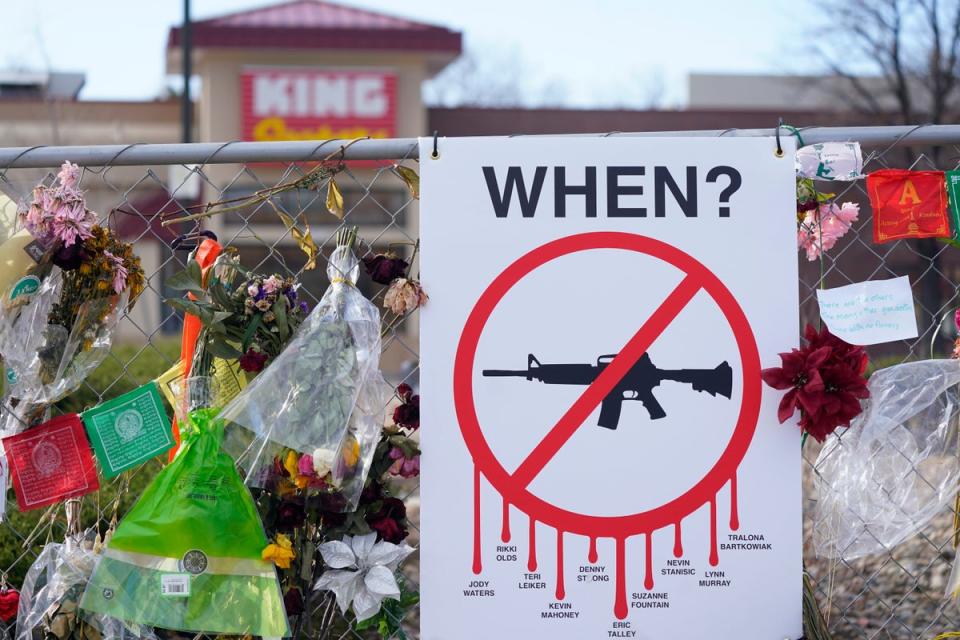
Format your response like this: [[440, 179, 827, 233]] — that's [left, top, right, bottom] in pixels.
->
[[56, 162, 81, 190], [383, 278, 429, 315], [797, 202, 859, 261], [104, 251, 128, 294], [247, 284, 260, 297], [262, 275, 282, 294], [298, 453, 315, 477], [51, 199, 95, 247], [388, 447, 420, 478]]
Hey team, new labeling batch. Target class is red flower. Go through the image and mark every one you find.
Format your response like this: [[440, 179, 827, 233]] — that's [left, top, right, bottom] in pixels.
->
[[239, 348, 269, 373], [761, 324, 869, 442], [283, 588, 304, 616], [393, 384, 419, 430], [366, 497, 408, 543], [363, 254, 409, 285]]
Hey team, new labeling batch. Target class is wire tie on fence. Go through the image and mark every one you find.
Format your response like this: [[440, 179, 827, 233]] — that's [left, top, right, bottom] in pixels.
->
[[431, 130, 440, 160], [774, 117, 785, 158]]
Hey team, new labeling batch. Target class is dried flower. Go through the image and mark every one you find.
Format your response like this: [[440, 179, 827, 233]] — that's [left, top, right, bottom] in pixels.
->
[[263, 275, 283, 294], [256, 299, 272, 312], [393, 384, 419, 430], [388, 447, 420, 478], [366, 497, 409, 544], [262, 533, 296, 569], [363, 254, 409, 285], [104, 250, 128, 294], [384, 278, 428, 315], [275, 499, 307, 532], [283, 587, 304, 616], [239, 348, 269, 373]]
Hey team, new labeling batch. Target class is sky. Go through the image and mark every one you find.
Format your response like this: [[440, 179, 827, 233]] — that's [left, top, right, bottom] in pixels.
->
[[0, 0, 812, 107]]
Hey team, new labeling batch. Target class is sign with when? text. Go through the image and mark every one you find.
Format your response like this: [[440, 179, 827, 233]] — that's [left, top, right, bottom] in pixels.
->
[[420, 136, 802, 639]]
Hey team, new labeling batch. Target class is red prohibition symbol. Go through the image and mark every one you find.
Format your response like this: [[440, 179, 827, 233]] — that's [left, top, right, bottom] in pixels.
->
[[452, 231, 762, 619]]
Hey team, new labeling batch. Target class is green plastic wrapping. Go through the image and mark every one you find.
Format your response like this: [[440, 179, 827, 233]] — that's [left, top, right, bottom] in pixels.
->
[[79, 408, 289, 637]]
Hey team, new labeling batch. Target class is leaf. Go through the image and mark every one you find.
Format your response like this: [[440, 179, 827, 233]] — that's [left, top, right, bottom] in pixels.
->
[[207, 337, 243, 360], [187, 260, 203, 285], [271, 202, 319, 270], [164, 297, 206, 318], [165, 268, 205, 296], [211, 311, 233, 324], [241, 314, 262, 351], [209, 280, 234, 309], [326, 179, 345, 219], [272, 298, 289, 342], [394, 165, 420, 199]]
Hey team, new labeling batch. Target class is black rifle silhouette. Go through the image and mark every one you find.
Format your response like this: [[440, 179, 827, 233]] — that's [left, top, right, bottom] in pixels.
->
[[483, 353, 733, 430]]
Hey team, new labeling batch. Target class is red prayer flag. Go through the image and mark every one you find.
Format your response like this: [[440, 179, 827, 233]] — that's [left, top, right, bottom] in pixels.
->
[[2, 414, 99, 512], [868, 169, 950, 243]]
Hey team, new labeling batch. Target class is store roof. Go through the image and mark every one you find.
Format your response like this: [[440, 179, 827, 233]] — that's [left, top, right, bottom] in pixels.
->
[[167, 0, 461, 53]]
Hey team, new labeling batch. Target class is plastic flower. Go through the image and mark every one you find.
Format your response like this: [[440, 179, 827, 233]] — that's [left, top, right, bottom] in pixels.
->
[[798, 202, 859, 261], [384, 278, 428, 315], [262, 533, 296, 569], [761, 324, 869, 442], [314, 532, 415, 621]]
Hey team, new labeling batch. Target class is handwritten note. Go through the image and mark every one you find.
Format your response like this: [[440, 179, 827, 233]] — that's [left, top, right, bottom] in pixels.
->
[[816, 276, 918, 346]]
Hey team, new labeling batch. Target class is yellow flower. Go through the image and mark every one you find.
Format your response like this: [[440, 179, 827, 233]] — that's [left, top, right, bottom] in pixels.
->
[[283, 450, 299, 480], [262, 533, 295, 569], [294, 475, 311, 490], [79, 263, 92, 275], [342, 436, 361, 469]]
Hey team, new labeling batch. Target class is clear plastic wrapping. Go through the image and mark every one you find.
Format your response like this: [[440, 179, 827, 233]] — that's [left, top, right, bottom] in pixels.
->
[[220, 244, 384, 508], [16, 533, 152, 640], [0, 270, 129, 435], [812, 359, 960, 559]]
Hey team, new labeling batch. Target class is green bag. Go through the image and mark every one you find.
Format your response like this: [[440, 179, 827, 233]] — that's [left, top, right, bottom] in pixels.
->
[[79, 408, 289, 637]]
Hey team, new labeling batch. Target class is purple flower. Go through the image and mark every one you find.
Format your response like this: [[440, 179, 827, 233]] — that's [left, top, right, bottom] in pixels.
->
[[299, 301, 309, 313]]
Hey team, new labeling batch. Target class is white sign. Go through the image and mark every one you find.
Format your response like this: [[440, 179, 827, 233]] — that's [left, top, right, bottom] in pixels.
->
[[816, 276, 918, 346], [420, 137, 802, 639]]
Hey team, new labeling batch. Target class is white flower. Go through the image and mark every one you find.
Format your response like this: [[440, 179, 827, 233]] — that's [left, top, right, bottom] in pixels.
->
[[314, 532, 415, 621], [312, 448, 336, 477]]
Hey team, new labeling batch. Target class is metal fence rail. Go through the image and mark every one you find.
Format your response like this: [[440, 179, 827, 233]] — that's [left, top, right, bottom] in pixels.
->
[[2, 124, 960, 639]]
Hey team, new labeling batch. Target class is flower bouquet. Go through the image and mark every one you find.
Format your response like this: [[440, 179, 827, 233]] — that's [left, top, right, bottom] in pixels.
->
[[162, 249, 309, 421], [219, 227, 386, 510], [0, 163, 144, 434]]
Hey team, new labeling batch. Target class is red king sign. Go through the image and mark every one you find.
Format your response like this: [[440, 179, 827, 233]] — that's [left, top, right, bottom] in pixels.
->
[[241, 67, 397, 142]]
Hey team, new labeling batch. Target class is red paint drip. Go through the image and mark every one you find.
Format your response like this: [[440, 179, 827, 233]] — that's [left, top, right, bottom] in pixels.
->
[[588, 536, 598, 564], [501, 498, 511, 542], [708, 496, 719, 566], [644, 532, 654, 590], [527, 517, 538, 571], [729, 473, 740, 531], [673, 521, 683, 558], [614, 537, 627, 620], [555, 529, 566, 600], [472, 466, 482, 574]]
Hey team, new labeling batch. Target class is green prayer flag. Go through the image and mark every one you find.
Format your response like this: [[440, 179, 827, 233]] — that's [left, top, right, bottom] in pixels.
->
[[946, 170, 960, 241], [81, 381, 174, 478]]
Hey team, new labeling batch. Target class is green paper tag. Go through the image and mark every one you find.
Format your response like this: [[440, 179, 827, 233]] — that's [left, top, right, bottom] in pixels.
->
[[946, 170, 960, 241], [9, 275, 40, 302], [81, 382, 174, 478]]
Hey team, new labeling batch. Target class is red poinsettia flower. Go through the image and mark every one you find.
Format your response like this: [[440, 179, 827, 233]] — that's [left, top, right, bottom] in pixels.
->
[[761, 324, 869, 442]]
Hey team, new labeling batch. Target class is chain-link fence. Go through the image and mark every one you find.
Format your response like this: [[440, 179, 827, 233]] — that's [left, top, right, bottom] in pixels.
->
[[0, 125, 959, 640]]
